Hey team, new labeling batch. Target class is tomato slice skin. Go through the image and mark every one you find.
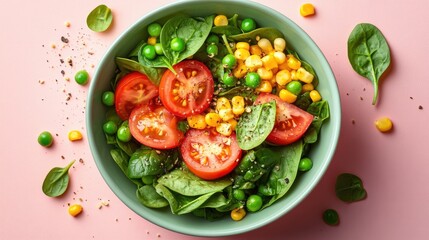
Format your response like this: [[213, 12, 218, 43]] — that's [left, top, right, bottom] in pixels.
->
[[180, 129, 242, 180], [254, 93, 314, 145], [115, 72, 159, 120], [159, 60, 214, 118], [129, 104, 184, 150]]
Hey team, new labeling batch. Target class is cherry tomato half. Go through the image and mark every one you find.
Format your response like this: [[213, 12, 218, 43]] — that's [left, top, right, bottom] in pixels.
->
[[159, 60, 214, 118], [114, 72, 159, 120], [180, 129, 242, 180], [254, 93, 314, 145], [129, 104, 184, 149]]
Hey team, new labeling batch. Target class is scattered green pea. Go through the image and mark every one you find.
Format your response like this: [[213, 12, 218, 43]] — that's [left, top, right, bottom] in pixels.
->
[[241, 18, 256, 33], [245, 72, 261, 88], [142, 44, 157, 60], [102, 91, 115, 106], [74, 70, 89, 85], [222, 54, 237, 69], [154, 43, 163, 55], [103, 120, 118, 135], [206, 44, 219, 57], [246, 194, 263, 212], [222, 73, 237, 87], [38, 131, 54, 147], [117, 125, 132, 142], [170, 37, 186, 52], [298, 157, 313, 172], [286, 80, 302, 95], [323, 209, 339, 226], [233, 189, 246, 201], [147, 22, 162, 37], [206, 34, 220, 44]]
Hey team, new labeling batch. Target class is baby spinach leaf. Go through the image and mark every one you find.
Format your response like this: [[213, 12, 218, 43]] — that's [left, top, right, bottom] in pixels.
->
[[217, 85, 256, 100], [304, 100, 330, 144], [335, 173, 367, 202], [42, 160, 75, 197], [211, 25, 242, 36], [236, 101, 276, 150], [136, 185, 169, 208], [86, 4, 113, 32], [115, 57, 164, 85], [110, 148, 129, 175], [127, 147, 178, 178], [287, 49, 319, 87], [348, 23, 391, 105], [229, 27, 284, 44]]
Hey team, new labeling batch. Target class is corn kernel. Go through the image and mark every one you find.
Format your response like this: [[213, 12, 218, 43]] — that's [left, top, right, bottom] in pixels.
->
[[302, 83, 314, 92], [244, 55, 263, 72], [290, 70, 298, 80], [309, 90, 322, 102], [275, 69, 291, 86], [214, 15, 228, 26], [273, 51, 286, 65], [218, 109, 235, 121], [273, 38, 286, 52], [216, 122, 233, 136], [279, 89, 297, 103], [231, 207, 246, 221], [187, 114, 207, 129], [233, 60, 248, 78], [216, 97, 232, 111], [300, 3, 316, 17], [249, 45, 263, 56], [234, 48, 250, 60], [278, 60, 291, 70], [147, 36, 157, 45], [261, 54, 278, 70], [374, 117, 393, 132], [68, 204, 83, 217], [68, 130, 83, 141], [231, 96, 245, 115], [256, 80, 273, 93], [257, 68, 273, 80], [287, 55, 301, 70], [227, 118, 238, 130], [296, 67, 314, 83], [205, 112, 222, 127], [236, 42, 250, 50], [257, 38, 274, 54]]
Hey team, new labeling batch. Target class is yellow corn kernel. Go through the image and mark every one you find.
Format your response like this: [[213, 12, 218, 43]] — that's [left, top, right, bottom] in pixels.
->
[[234, 48, 250, 60], [236, 42, 250, 50], [187, 114, 207, 129], [273, 38, 286, 52], [278, 60, 291, 70], [216, 97, 232, 111], [309, 90, 322, 102], [300, 3, 316, 17], [279, 89, 297, 103], [290, 69, 298, 80], [218, 109, 235, 121], [256, 80, 273, 93], [287, 55, 301, 70], [216, 122, 233, 136], [68, 130, 83, 141], [257, 68, 273, 80], [275, 69, 291, 86], [214, 15, 228, 26], [147, 36, 157, 45], [257, 38, 274, 54], [261, 54, 278, 71], [273, 51, 286, 65], [302, 83, 314, 92], [205, 112, 222, 127], [231, 96, 245, 116], [374, 117, 393, 133], [227, 118, 238, 130], [244, 55, 263, 72], [231, 207, 246, 221], [249, 45, 263, 56], [233, 60, 248, 78], [296, 67, 314, 83], [68, 204, 83, 217]]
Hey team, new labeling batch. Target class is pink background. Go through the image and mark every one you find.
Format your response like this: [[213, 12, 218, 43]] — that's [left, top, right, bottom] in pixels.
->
[[1, 0, 428, 239]]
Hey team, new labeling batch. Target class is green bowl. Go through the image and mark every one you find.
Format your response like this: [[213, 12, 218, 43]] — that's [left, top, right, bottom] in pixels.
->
[[86, 0, 341, 236]]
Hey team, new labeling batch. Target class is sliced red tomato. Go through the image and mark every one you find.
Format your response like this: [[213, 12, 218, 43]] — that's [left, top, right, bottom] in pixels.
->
[[159, 60, 214, 118], [180, 129, 242, 180], [254, 93, 314, 145], [115, 71, 159, 120], [129, 104, 184, 149]]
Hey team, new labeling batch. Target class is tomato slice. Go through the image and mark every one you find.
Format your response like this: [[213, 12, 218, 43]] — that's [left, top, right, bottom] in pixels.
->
[[159, 60, 214, 118], [254, 93, 314, 145], [115, 72, 159, 120], [180, 129, 242, 180], [129, 104, 184, 149]]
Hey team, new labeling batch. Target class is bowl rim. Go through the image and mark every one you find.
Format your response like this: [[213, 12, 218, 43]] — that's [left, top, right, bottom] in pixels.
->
[[86, 0, 341, 237]]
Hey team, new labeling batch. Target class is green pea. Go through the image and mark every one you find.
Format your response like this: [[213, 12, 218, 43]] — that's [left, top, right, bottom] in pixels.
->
[[147, 23, 162, 37], [206, 44, 218, 57], [233, 189, 246, 201], [246, 194, 263, 212], [286, 80, 302, 95], [298, 157, 313, 172], [103, 120, 118, 135], [142, 175, 156, 185], [102, 91, 115, 106], [245, 72, 261, 88], [74, 70, 89, 85], [38, 131, 54, 147], [154, 43, 163, 55], [323, 209, 339, 226], [222, 54, 237, 69], [206, 34, 220, 44], [170, 37, 185, 52], [117, 125, 132, 142], [142, 44, 157, 60], [221, 73, 237, 87], [241, 18, 256, 33]]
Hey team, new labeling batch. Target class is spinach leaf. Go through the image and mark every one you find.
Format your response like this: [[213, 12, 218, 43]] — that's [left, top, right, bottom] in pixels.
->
[[137, 45, 174, 71], [127, 147, 178, 179], [304, 100, 330, 144], [287, 49, 319, 87], [136, 185, 169, 208], [335, 173, 367, 202], [229, 27, 284, 44], [211, 25, 241, 36], [116, 138, 140, 157], [236, 101, 276, 150], [110, 148, 129, 175], [86, 5, 113, 32], [217, 85, 256, 100], [42, 160, 75, 197], [347, 23, 391, 105], [115, 57, 164, 85]]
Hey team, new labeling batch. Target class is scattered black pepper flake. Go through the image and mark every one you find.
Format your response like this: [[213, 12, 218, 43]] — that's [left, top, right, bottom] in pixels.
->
[[60, 59, 64, 64], [360, 97, 363, 100], [61, 36, 69, 43], [352, 119, 355, 124], [115, 218, 119, 222], [346, 93, 349, 96], [88, 51, 94, 55], [61, 70, 65, 76], [410, 96, 414, 100], [61, 155, 65, 159], [363, 88, 366, 91], [68, 58, 73, 67], [419, 105, 423, 110]]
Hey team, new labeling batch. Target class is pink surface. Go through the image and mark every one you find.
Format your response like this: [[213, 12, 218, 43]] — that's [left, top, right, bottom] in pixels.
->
[[1, 0, 428, 239]]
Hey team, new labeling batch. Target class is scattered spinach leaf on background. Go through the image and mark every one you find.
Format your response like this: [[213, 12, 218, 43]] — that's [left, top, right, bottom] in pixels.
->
[[42, 160, 75, 197], [335, 173, 367, 202], [347, 23, 391, 105], [86, 5, 113, 32]]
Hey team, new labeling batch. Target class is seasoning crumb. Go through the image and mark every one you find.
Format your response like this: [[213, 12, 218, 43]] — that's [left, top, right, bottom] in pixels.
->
[[65, 77, 70, 81], [410, 96, 414, 100], [61, 36, 69, 43], [38, 80, 45, 84], [51, 44, 56, 49], [128, 218, 131, 220], [61, 70, 65, 76], [419, 105, 423, 110], [115, 218, 118, 222], [88, 51, 94, 55], [61, 155, 65, 159], [360, 97, 363, 101], [64, 21, 71, 27], [79, 158, 84, 164], [157, 234, 161, 238], [352, 119, 355, 125]]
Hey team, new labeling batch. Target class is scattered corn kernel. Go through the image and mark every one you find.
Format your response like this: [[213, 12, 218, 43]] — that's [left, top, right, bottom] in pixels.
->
[[236, 42, 250, 50], [309, 90, 322, 102], [287, 55, 301, 70], [244, 55, 263, 71], [261, 54, 278, 70], [257, 68, 273, 80], [275, 69, 292, 86], [300, 3, 316, 17], [216, 122, 233, 136], [147, 36, 157, 45], [296, 67, 314, 83], [231, 96, 245, 115], [302, 83, 314, 92], [205, 112, 222, 127], [256, 80, 273, 93], [375, 117, 393, 132], [68, 204, 83, 217], [187, 114, 207, 129], [273, 38, 286, 52], [233, 60, 248, 78], [234, 48, 250, 60], [218, 109, 235, 121], [214, 15, 228, 26], [231, 207, 246, 221], [249, 45, 263, 56], [68, 130, 83, 141], [290, 69, 298, 80], [273, 51, 287, 65], [257, 38, 274, 54], [216, 97, 232, 111], [279, 89, 297, 103], [227, 118, 238, 130]]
